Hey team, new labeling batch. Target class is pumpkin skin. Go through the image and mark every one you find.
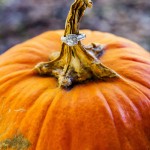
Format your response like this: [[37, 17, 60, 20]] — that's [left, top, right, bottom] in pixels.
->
[[0, 30, 150, 150]]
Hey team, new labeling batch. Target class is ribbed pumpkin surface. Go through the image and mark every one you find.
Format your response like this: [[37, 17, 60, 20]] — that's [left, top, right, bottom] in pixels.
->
[[0, 30, 150, 150]]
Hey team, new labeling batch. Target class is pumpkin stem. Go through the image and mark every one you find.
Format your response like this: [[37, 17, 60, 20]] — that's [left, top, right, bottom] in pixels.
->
[[35, 0, 118, 87]]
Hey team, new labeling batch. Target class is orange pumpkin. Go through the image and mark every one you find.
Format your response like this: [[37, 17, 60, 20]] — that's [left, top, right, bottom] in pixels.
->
[[0, 0, 150, 149], [0, 30, 150, 150]]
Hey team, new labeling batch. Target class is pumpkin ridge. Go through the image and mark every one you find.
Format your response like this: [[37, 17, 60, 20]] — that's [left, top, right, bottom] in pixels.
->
[[36, 36, 62, 45], [16, 88, 60, 150], [0, 77, 51, 141], [103, 42, 149, 58], [0, 69, 33, 81], [119, 67, 150, 89], [116, 79, 150, 146], [95, 82, 137, 149], [0, 64, 32, 71], [119, 76, 150, 101], [35, 90, 66, 150], [98, 81, 150, 148], [93, 83, 122, 149], [0, 70, 34, 96], [17, 46, 51, 56], [4, 46, 45, 55], [121, 77, 150, 100], [120, 77, 150, 120], [0, 49, 49, 65], [37, 31, 63, 41], [120, 56, 150, 65]]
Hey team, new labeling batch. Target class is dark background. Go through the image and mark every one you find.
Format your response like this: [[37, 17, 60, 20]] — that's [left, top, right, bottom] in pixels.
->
[[0, 0, 150, 54]]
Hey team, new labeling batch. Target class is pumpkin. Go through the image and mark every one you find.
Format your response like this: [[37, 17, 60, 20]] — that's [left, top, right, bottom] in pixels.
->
[[0, 0, 150, 150]]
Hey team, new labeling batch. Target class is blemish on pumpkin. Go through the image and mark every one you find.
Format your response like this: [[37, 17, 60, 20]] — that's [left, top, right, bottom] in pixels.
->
[[8, 109, 11, 113], [0, 134, 31, 150], [14, 108, 26, 112]]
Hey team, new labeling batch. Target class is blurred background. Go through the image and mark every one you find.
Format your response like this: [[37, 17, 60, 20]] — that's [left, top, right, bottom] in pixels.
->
[[0, 0, 150, 54]]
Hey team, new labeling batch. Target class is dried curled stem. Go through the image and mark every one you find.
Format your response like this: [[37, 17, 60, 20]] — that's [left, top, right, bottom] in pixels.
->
[[35, 0, 118, 87]]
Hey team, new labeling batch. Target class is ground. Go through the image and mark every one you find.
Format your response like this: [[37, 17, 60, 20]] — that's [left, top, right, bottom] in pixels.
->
[[0, 0, 150, 53]]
